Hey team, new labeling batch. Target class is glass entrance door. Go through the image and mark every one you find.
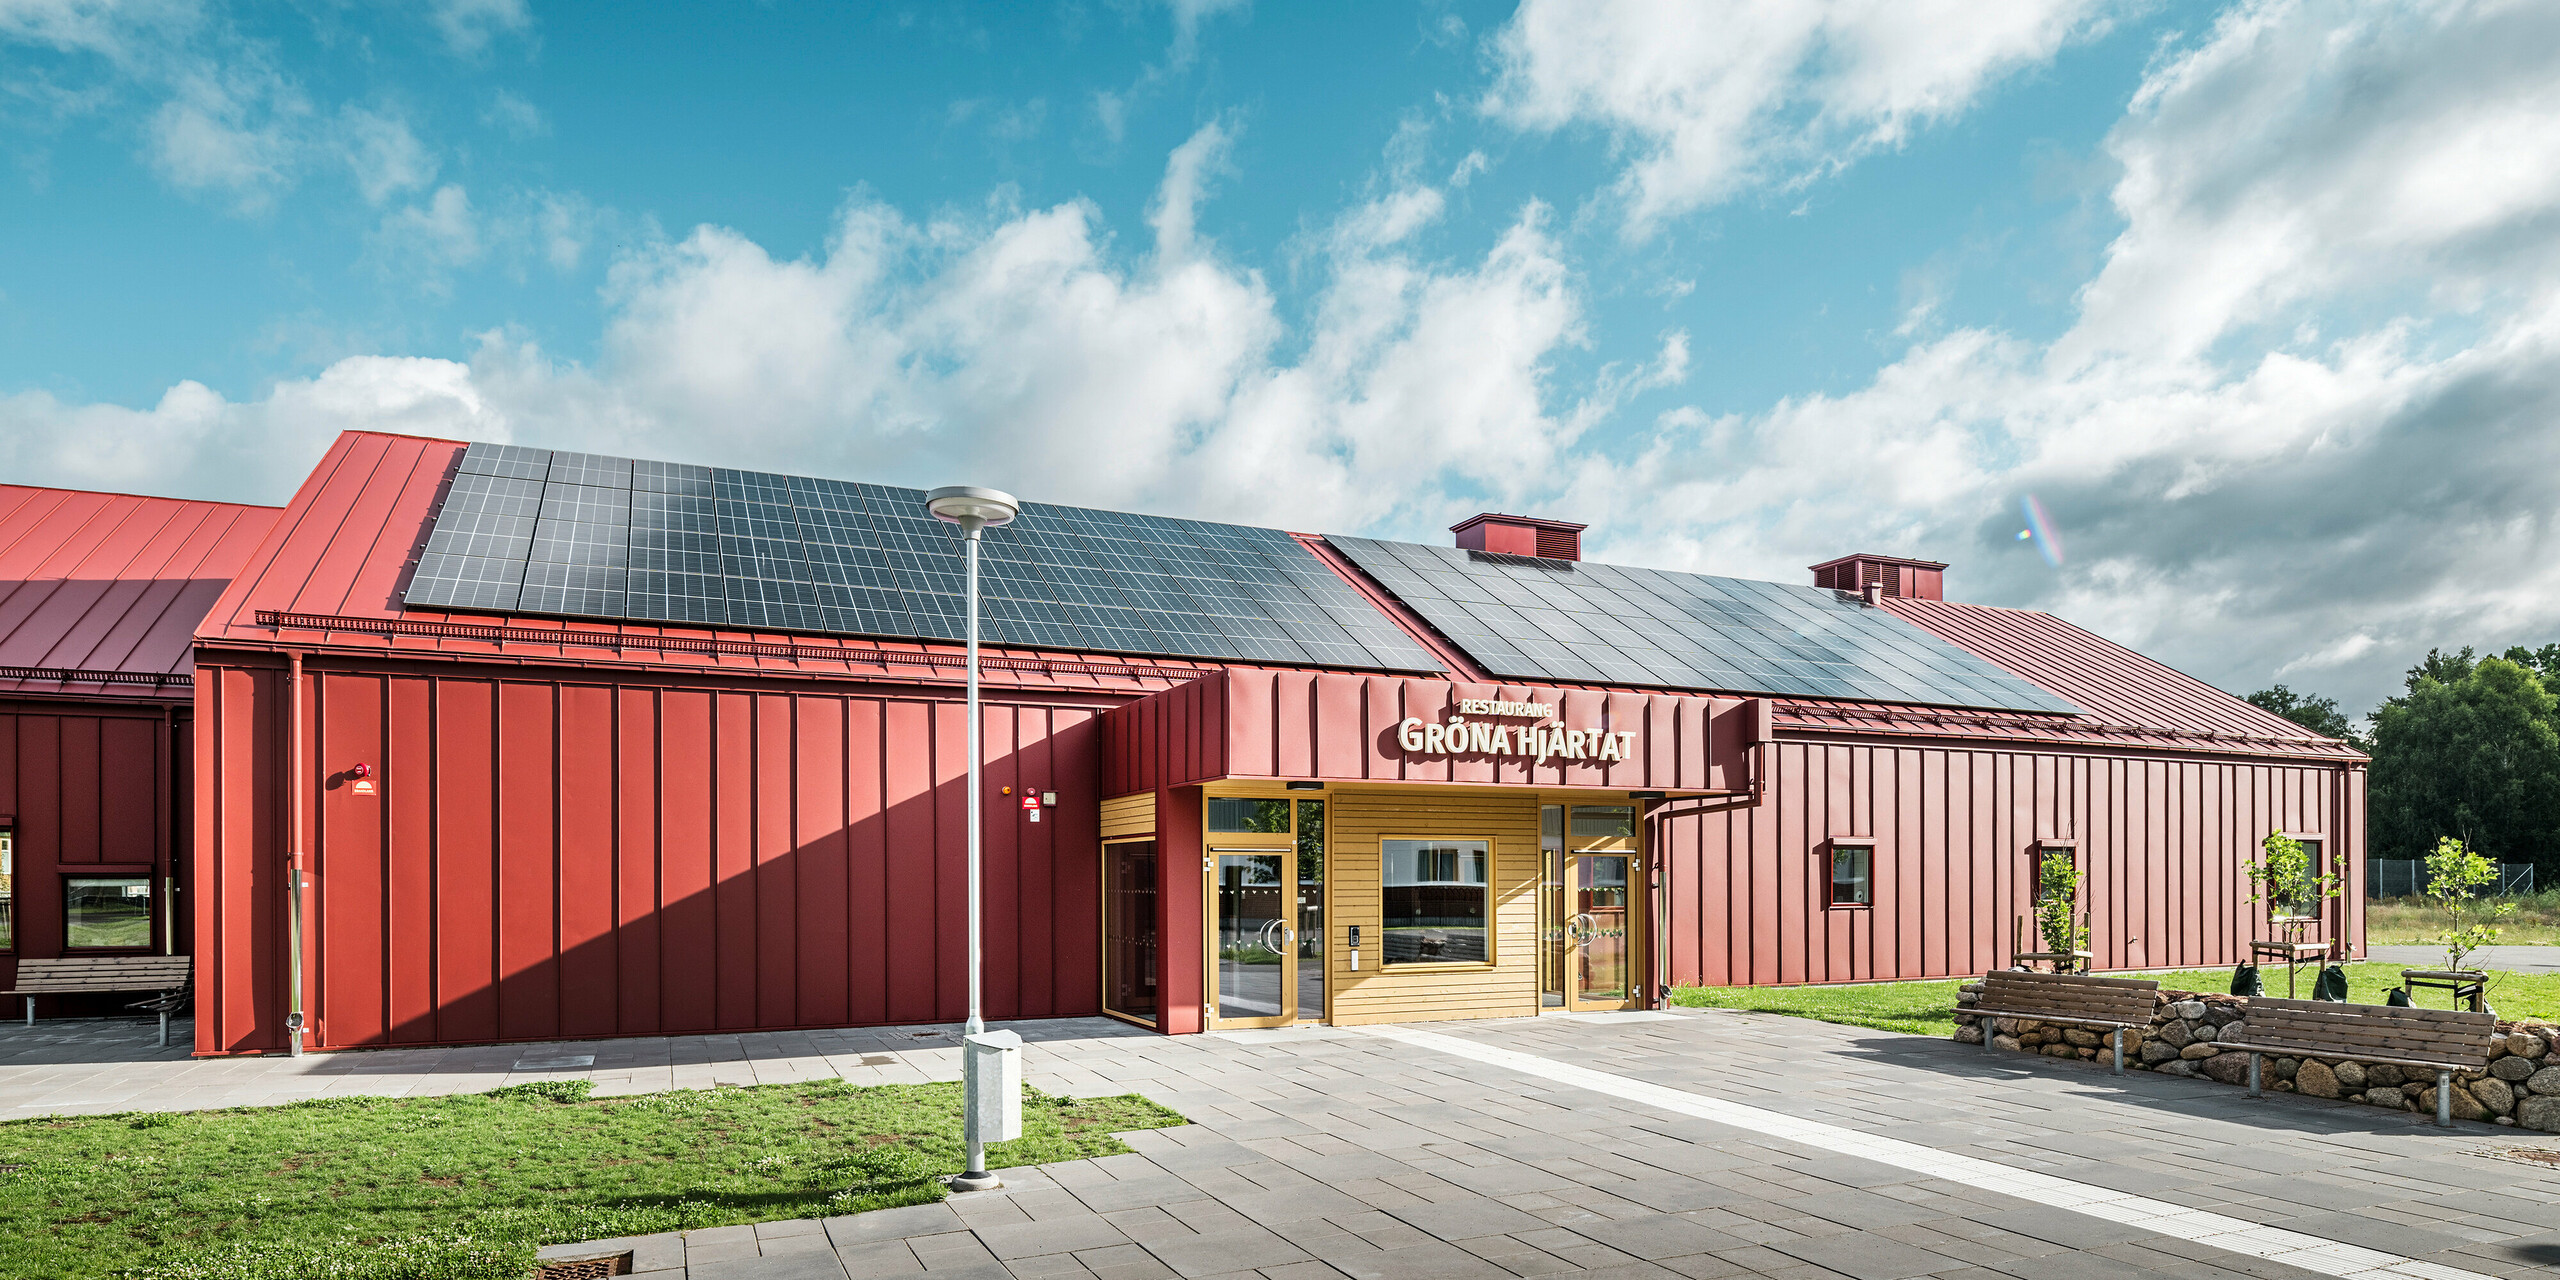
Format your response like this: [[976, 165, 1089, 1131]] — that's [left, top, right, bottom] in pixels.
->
[[1566, 853, 1641, 1009], [1213, 851, 1293, 1028]]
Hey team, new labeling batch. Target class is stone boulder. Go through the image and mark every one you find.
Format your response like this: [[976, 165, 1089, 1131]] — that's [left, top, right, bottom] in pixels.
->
[[2140, 1040, 2181, 1065], [2520, 1094, 2560, 1134], [2181, 1042, 2222, 1060], [2064, 1029, 2102, 1048], [2295, 1060, 2342, 1099], [2417, 1085, 2492, 1123], [2042, 1044, 2077, 1058], [2169, 1000, 2207, 1020], [1993, 1035, 2023, 1052], [2472, 1076, 2516, 1115], [2491, 1055, 2539, 1082], [2155, 1059, 2197, 1077], [2334, 1061, 2368, 1091], [2513, 1029, 2550, 1059], [2363, 1087, 2412, 1110], [2157, 1020, 2192, 1049], [1955, 1023, 1986, 1046], [2365, 1063, 2405, 1089], [2528, 1066, 2560, 1097], [2201, 1054, 2250, 1085]]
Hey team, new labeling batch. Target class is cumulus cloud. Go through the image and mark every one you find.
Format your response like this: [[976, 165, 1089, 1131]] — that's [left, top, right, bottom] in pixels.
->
[[1, 122, 1630, 539], [1568, 0, 2560, 712], [1484, 0, 2115, 234]]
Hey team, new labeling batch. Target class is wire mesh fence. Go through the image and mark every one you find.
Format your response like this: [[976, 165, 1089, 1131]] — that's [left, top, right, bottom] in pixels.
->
[[2366, 859, 2535, 897]]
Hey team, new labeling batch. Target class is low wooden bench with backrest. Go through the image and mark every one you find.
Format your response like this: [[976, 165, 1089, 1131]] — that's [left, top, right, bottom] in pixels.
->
[[1970, 970, 2160, 1074], [0, 956, 193, 1046], [2222, 996, 2500, 1127]]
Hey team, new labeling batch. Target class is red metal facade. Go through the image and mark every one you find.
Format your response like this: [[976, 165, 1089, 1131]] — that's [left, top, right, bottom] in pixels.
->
[[193, 656, 1105, 1054], [1101, 669, 1762, 795], [1657, 738, 2364, 987], [0, 703, 191, 1005], [0, 485, 275, 1003]]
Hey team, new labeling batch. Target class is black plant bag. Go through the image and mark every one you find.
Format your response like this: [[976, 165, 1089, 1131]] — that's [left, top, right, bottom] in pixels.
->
[[2386, 987, 2414, 1007], [2312, 963, 2349, 1002], [2230, 963, 2264, 997]]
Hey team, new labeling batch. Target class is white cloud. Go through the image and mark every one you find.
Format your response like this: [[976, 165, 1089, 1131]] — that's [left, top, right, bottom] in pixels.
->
[[1563, 0, 2560, 712], [141, 59, 306, 209], [481, 88, 546, 138], [1484, 0, 2114, 235], [340, 105, 436, 204], [430, 0, 530, 57]]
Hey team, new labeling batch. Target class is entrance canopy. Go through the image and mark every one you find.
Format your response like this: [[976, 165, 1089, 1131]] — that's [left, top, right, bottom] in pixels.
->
[[1103, 670, 1768, 795]]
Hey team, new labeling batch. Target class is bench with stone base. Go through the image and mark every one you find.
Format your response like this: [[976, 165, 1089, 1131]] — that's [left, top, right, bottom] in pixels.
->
[[0, 956, 193, 1047], [2224, 996, 2499, 1128], [1969, 970, 2160, 1075]]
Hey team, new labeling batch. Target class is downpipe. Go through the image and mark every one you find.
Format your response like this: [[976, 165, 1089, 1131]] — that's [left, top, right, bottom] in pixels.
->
[[285, 651, 307, 1058]]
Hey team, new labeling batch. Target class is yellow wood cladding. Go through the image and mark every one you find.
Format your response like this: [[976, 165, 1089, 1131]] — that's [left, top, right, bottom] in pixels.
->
[[1100, 792, 1157, 841], [1326, 786, 1544, 1026]]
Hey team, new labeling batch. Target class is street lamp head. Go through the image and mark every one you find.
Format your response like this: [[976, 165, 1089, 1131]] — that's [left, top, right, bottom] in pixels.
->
[[926, 485, 1020, 533]]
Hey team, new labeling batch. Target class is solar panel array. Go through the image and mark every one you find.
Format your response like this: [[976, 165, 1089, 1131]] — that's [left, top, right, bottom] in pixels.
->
[[1326, 536, 2080, 713], [404, 444, 1444, 671]]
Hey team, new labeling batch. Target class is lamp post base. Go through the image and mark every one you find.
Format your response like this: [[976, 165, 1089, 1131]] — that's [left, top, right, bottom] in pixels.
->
[[948, 1169, 1004, 1192]]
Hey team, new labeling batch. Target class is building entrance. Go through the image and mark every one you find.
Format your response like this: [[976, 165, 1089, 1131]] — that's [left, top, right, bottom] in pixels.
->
[[1205, 796, 1325, 1029], [1543, 804, 1645, 1011]]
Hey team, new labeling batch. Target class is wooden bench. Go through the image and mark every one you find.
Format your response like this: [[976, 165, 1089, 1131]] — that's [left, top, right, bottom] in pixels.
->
[[1970, 970, 2160, 1074], [2223, 996, 2499, 1128], [1, 956, 193, 1047]]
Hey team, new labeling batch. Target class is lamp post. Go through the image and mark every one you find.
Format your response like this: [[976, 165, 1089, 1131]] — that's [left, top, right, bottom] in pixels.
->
[[926, 484, 1019, 1192]]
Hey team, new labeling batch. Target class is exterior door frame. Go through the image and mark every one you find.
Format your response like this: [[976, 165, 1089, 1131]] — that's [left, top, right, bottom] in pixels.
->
[[1206, 845, 1299, 1029], [1563, 850, 1644, 1011]]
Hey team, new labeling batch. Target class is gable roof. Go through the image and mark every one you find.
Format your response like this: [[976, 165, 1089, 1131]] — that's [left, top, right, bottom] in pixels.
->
[[200, 430, 2363, 763], [0, 485, 280, 700]]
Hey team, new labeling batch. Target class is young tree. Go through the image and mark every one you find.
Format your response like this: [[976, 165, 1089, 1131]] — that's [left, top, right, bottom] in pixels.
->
[[2245, 830, 2339, 922], [2367, 657, 2560, 880], [2244, 685, 2361, 746], [2036, 849, 2086, 972], [2422, 836, 2515, 972]]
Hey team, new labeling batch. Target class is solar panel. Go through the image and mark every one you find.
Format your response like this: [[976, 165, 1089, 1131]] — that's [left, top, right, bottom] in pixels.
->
[[403, 447, 1443, 673], [1324, 536, 2079, 714]]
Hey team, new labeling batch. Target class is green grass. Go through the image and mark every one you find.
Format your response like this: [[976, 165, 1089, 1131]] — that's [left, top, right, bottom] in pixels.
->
[[2366, 891, 2560, 945], [1672, 962, 2560, 1038], [0, 1078, 1182, 1280]]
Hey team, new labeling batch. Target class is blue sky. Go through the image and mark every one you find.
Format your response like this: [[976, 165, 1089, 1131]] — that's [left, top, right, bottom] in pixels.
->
[[8, 1, 2560, 719]]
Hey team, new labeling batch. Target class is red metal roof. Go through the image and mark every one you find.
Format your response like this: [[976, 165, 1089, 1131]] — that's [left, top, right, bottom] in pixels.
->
[[0, 485, 278, 699], [1872, 596, 2363, 762], [203, 431, 2361, 764]]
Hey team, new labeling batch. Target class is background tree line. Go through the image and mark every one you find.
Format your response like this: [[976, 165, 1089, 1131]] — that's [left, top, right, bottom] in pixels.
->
[[2246, 645, 2560, 882]]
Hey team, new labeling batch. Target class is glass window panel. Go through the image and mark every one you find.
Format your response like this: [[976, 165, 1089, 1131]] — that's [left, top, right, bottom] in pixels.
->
[[1570, 805, 1635, 842], [1381, 838, 1489, 965], [0, 830, 11, 949], [66, 876, 152, 948], [1104, 840, 1158, 1021], [1830, 845, 1872, 907], [1205, 797, 1292, 834]]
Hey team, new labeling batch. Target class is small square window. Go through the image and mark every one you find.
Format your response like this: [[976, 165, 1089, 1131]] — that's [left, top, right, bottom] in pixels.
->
[[65, 876, 151, 949], [1829, 844, 1872, 907]]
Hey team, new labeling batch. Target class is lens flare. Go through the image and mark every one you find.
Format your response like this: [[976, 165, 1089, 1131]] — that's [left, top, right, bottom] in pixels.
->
[[2018, 494, 2063, 567]]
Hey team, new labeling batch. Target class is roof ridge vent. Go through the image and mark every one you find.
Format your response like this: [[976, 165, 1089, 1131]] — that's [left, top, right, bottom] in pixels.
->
[[1451, 512, 1585, 561], [1811, 552, 1946, 601]]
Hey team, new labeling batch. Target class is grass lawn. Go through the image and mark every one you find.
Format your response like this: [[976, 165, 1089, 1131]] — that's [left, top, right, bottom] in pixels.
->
[[2365, 891, 2560, 946], [0, 1078, 1182, 1280], [1672, 962, 2560, 1038]]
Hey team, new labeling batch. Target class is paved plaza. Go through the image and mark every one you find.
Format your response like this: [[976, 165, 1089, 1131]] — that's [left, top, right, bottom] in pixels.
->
[[2367, 947, 2560, 976], [7, 1010, 2560, 1280]]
